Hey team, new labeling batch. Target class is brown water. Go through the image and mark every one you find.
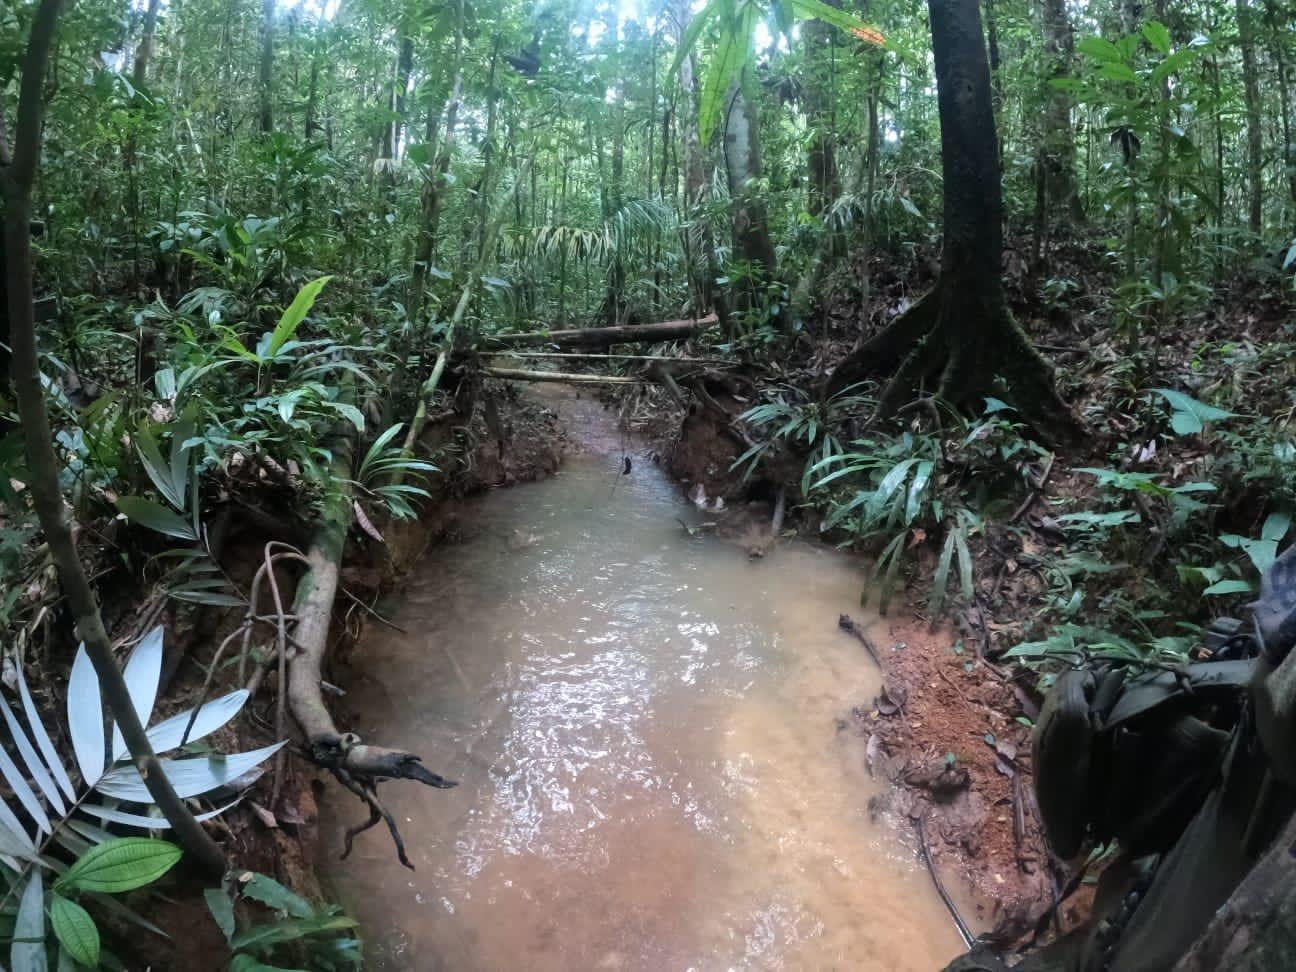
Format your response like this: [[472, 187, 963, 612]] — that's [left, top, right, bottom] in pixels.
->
[[322, 407, 963, 971]]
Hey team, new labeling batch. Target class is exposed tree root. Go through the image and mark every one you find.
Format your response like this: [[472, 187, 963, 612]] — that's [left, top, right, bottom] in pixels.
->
[[826, 280, 1084, 445]]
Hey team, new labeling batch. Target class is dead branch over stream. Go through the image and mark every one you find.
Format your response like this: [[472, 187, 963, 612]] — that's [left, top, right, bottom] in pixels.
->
[[478, 313, 718, 349], [287, 423, 456, 869]]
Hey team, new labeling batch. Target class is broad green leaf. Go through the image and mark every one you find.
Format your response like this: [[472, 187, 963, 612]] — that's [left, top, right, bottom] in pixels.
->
[[1203, 579, 1254, 596], [668, 0, 725, 81], [136, 426, 184, 509], [1170, 411, 1203, 436], [905, 460, 934, 525], [868, 458, 918, 519], [50, 894, 100, 967], [787, 0, 886, 46], [928, 528, 958, 618], [57, 838, 183, 894], [115, 496, 198, 540], [324, 401, 366, 433], [1077, 35, 1124, 62], [204, 889, 236, 943], [97, 742, 286, 801], [266, 276, 332, 359], [697, 14, 748, 145], [1141, 20, 1171, 54], [1151, 45, 1201, 82], [68, 645, 106, 787], [229, 914, 359, 951], [240, 872, 314, 919], [13, 871, 45, 972], [1096, 62, 1137, 83], [1262, 512, 1292, 543]]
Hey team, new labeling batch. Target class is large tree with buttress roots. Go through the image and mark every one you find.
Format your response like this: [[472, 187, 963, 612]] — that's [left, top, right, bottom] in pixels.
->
[[827, 0, 1084, 443]]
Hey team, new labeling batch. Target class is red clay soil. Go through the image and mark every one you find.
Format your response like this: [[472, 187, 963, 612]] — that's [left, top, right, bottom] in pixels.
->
[[846, 612, 1062, 941]]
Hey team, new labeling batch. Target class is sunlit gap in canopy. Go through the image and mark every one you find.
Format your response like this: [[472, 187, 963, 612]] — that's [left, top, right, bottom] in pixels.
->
[[129, 0, 341, 20]]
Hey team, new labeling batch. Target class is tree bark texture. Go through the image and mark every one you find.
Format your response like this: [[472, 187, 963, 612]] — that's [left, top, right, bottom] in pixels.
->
[[827, 0, 1080, 443]]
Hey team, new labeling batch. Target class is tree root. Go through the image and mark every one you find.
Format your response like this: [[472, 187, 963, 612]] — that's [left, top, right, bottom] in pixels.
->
[[825, 280, 1085, 445]]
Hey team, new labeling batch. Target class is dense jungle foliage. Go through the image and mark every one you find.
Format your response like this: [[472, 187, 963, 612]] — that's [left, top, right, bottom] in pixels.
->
[[3, 0, 1296, 965]]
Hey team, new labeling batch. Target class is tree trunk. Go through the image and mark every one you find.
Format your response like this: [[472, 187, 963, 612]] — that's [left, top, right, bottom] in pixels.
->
[[983, 0, 1004, 167], [804, 1, 842, 219], [408, 3, 465, 321], [1239, 0, 1264, 237], [723, 80, 783, 329], [1036, 0, 1081, 261], [1264, 0, 1296, 207], [3, 0, 226, 877], [674, 0, 728, 325], [1175, 812, 1296, 971], [259, 0, 275, 135], [131, 0, 163, 87], [827, 0, 1081, 444]]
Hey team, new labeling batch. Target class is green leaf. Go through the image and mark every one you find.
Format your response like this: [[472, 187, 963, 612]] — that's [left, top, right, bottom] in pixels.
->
[[136, 426, 184, 509], [115, 496, 198, 541], [1152, 388, 1235, 435], [668, 0, 725, 82], [1096, 62, 1137, 83], [13, 871, 45, 972], [1262, 512, 1292, 543], [928, 528, 958, 619], [323, 401, 365, 433], [905, 460, 934, 525], [204, 888, 236, 943], [229, 914, 358, 952], [266, 276, 332, 359], [1077, 35, 1124, 62], [787, 0, 885, 45], [1202, 579, 1254, 596], [697, 2, 758, 145], [57, 838, 183, 894], [1170, 411, 1203, 436], [50, 894, 100, 968], [240, 872, 314, 919], [1141, 20, 1171, 54], [1151, 45, 1200, 82]]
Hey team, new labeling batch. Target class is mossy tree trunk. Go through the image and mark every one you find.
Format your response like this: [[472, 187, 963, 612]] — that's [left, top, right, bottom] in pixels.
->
[[827, 0, 1081, 444]]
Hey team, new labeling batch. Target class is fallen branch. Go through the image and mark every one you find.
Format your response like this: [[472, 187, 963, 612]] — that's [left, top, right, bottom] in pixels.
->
[[481, 366, 647, 385], [489, 350, 736, 365], [480, 313, 718, 350], [916, 815, 976, 949], [287, 420, 456, 868], [838, 613, 883, 667]]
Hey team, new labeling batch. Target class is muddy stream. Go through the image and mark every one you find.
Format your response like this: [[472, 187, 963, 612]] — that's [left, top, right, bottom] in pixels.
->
[[321, 395, 964, 970]]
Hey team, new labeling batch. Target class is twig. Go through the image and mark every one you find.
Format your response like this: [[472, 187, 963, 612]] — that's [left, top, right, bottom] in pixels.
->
[[915, 815, 976, 949], [260, 542, 291, 809], [339, 586, 406, 633], [1011, 453, 1056, 524], [838, 614, 882, 667]]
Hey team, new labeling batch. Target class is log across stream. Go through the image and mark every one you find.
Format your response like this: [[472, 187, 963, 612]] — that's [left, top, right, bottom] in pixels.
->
[[320, 394, 964, 970]]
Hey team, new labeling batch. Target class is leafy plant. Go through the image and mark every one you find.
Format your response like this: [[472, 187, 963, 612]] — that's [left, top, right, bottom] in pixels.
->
[[673, 0, 885, 143], [353, 423, 439, 520], [205, 872, 361, 971], [0, 628, 281, 966], [1150, 388, 1236, 436]]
